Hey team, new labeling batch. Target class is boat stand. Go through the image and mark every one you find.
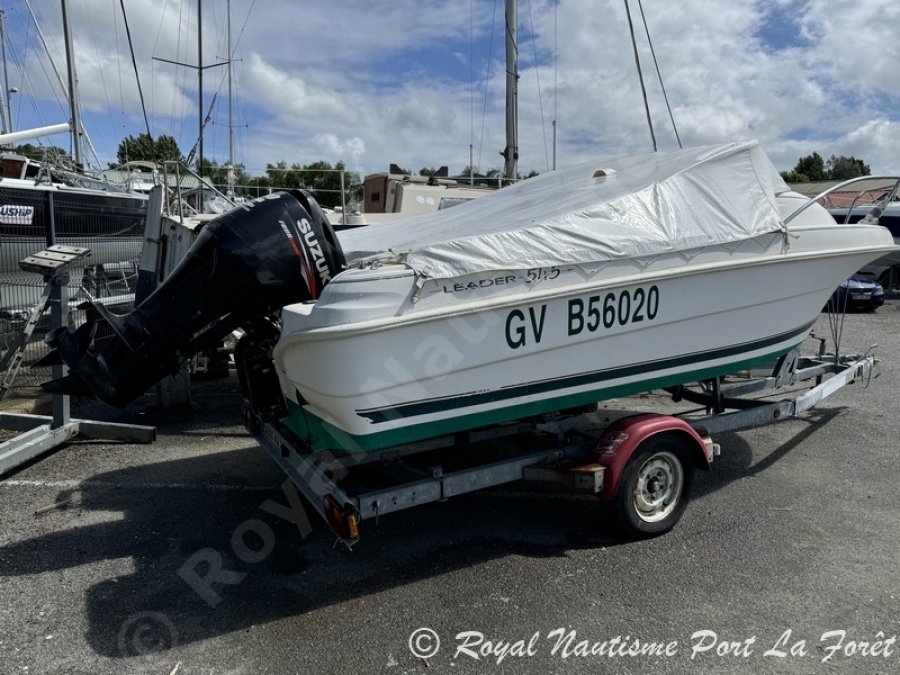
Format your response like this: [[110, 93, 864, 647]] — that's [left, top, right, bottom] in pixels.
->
[[0, 246, 156, 478]]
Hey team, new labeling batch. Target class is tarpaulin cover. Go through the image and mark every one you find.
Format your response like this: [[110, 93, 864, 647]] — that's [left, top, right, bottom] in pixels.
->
[[338, 140, 789, 280]]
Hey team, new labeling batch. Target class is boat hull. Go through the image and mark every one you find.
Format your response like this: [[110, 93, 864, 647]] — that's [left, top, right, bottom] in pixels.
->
[[274, 228, 895, 452]]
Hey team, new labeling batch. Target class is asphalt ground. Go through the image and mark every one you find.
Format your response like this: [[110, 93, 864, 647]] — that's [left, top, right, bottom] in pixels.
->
[[0, 301, 898, 675]]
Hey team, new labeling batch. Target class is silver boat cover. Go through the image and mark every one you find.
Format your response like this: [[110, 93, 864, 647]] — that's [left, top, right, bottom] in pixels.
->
[[339, 140, 789, 280]]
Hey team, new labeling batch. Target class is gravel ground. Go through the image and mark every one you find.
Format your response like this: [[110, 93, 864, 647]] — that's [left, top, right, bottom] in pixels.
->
[[0, 302, 898, 675]]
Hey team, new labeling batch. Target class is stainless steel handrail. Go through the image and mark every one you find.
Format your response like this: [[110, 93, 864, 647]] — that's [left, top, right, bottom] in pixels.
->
[[783, 175, 900, 226]]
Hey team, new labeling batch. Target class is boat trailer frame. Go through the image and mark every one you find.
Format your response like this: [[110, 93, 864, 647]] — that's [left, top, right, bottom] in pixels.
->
[[245, 347, 875, 546]]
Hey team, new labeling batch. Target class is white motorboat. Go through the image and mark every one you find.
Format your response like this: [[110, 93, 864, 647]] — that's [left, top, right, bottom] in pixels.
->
[[272, 140, 896, 451], [44, 140, 897, 455]]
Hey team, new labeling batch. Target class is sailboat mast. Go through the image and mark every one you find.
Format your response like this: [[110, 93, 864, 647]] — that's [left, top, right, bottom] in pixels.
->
[[60, 0, 84, 167], [226, 0, 235, 197], [153, 0, 227, 174], [502, 0, 518, 181], [197, 0, 204, 176], [0, 10, 11, 134]]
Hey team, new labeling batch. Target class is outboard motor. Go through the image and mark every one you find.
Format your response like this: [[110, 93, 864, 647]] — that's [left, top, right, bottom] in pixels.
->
[[42, 191, 344, 406]]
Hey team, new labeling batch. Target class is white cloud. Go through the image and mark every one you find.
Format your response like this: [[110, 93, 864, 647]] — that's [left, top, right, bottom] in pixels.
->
[[8, 0, 900, 175], [313, 133, 366, 173], [834, 119, 900, 173], [802, 0, 900, 96]]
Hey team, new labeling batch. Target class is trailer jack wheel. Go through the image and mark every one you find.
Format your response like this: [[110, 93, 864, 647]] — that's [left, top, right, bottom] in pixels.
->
[[613, 435, 694, 538]]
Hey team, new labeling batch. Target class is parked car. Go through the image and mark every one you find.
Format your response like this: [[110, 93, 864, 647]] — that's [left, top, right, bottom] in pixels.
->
[[826, 274, 885, 312]]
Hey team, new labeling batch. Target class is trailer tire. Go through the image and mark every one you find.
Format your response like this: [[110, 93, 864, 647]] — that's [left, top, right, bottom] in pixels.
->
[[612, 434, 694, 538]]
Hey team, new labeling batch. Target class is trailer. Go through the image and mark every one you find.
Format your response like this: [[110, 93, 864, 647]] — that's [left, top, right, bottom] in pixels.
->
[[240, 342, 876, 547]]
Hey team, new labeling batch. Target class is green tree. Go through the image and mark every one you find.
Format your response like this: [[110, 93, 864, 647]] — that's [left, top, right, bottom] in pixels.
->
[[244, 174, 274, 198], [198, 158, 253, 195], [779, 170, 809, 183], [826, 155, 870, 181], [793, 152, 826, 181], [114, 133, 183, 166], [264, 159, 358, 208], [787, 152, 872, 182], [13, 143, 72, 165], [265, 161, 302, 189]]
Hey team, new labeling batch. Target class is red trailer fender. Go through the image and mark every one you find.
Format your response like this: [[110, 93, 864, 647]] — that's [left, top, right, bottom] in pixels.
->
[[594, 413, 713, 501]]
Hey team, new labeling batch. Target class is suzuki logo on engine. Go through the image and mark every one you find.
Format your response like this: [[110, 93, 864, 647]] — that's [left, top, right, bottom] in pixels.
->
[[297, 218, 332, 284]]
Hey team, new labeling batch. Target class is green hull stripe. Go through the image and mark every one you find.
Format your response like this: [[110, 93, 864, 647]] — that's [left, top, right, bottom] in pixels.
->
[[283, 340, 804, 453], [357, 323, 814, 423]]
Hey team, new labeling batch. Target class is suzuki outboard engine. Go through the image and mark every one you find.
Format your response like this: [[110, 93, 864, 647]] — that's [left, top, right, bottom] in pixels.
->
[[43, 191, 344, 406]]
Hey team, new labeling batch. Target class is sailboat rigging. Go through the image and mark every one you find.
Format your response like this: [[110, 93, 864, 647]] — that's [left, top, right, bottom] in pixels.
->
[[0, 0, 148, 313]]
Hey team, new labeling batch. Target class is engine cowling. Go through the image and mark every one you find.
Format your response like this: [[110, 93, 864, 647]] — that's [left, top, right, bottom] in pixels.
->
[[43, 190, 344, 406]]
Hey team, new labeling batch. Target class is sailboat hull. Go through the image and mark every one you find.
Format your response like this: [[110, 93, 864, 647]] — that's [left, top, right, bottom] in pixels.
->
[[0, 180, 147, 312]]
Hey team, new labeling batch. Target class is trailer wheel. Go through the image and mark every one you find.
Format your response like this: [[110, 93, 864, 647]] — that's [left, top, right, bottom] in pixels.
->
[[612, 435, 694, 538]]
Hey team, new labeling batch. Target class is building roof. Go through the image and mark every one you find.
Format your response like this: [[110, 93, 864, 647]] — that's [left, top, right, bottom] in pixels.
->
[[786, 178, 898, 207]]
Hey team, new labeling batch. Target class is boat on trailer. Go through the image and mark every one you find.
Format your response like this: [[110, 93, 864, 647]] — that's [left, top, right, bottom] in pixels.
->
[[39, 139, 897, 540], [272, 140, 895, 451], [45, 140, 895, 441]]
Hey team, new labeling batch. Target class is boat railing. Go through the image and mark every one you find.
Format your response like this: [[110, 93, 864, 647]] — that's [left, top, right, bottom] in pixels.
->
[[160, 161, 239, 218], [784, 175, 900, 226]]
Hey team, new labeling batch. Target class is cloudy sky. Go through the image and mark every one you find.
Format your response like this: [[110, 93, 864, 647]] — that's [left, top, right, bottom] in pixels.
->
[[4, 0, 900, 180]]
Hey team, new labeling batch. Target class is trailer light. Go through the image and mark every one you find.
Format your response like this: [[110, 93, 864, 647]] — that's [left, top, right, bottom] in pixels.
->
[[324, 494, 359, 542]]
